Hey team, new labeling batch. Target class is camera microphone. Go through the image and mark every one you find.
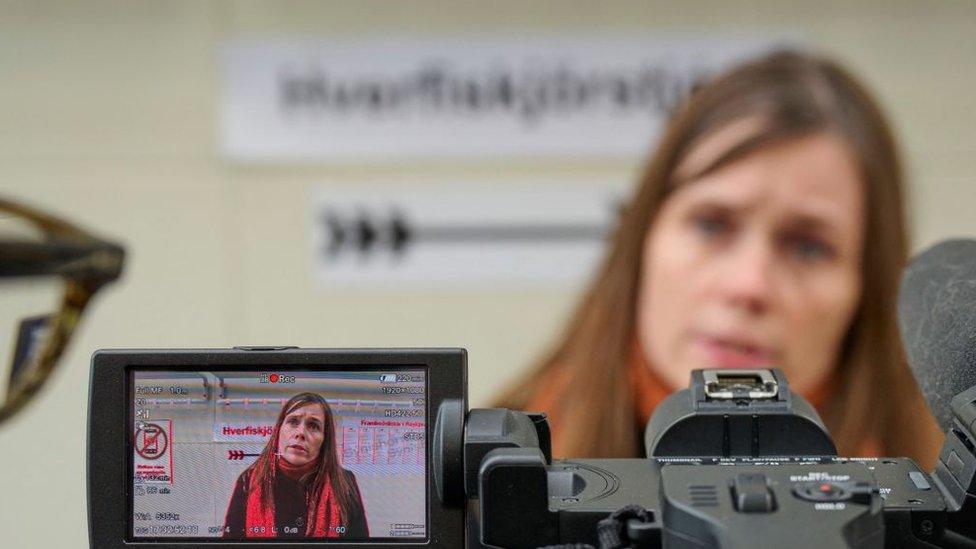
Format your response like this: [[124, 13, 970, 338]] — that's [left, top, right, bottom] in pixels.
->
[[897, 238, 976, 433]]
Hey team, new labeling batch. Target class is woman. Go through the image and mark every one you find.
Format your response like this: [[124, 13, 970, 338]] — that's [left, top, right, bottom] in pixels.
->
[[496, 50, 943, 468], [223, 392, 368, 538]]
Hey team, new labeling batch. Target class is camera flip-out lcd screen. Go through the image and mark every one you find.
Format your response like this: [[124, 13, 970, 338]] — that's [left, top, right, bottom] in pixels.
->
[[129, 369, 427, 541]]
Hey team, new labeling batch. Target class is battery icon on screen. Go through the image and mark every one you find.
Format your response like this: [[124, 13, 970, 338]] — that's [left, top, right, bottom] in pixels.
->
[[379, 374, 396, 383]]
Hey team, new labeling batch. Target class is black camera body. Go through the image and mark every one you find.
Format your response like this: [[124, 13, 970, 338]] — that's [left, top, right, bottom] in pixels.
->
[[464, 370, 948, 549], [88, 348, 976, 548]]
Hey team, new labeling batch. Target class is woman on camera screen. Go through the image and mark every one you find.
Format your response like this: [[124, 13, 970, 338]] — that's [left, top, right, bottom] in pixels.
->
[[497, 50, 942, 468], [223, 392, 368, 538]]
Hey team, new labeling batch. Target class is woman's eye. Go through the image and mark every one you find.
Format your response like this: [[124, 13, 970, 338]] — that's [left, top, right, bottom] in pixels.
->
[[307, 422, 321, 432], [287, 417, 299, 426], [691, 214, 730, 238], [787, 236, 834, 262]]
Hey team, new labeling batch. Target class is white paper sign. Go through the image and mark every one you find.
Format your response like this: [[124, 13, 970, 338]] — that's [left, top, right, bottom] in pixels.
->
[[222, 37, 781, 161], [310, 181, 630, 290]]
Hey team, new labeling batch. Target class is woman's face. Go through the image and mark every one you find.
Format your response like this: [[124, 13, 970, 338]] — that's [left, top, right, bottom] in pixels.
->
[[637, 130, 865, 395], [277, 403, 327, 467]]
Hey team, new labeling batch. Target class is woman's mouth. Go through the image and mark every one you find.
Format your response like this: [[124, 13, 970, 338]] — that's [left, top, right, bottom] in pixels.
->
[[287, 444, 307, 454], [695, 335, 775, 369]]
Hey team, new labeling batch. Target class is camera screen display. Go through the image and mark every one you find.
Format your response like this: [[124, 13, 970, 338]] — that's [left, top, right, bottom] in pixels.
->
[[130, 369, 427, 541]]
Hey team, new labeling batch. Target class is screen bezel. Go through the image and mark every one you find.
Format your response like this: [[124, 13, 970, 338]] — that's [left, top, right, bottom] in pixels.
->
[[89, 348, 466, 549]]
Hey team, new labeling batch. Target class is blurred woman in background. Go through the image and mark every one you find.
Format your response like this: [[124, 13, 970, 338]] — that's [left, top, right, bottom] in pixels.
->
[[496, 50, 943, 468]]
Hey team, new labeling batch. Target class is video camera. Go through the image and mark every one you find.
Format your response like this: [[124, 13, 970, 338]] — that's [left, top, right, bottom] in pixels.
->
[[87, 347, 976, 548]]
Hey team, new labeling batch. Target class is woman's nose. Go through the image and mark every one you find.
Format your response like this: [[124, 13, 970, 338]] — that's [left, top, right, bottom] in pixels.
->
[[718, 236, 775, 314]]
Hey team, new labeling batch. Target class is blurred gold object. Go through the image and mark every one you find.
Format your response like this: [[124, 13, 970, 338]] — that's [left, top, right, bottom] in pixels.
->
[[0, 197, 124, 424]]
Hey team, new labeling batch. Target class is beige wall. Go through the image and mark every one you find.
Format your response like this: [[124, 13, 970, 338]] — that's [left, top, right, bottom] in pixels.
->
[[1, 1, 974, 546]]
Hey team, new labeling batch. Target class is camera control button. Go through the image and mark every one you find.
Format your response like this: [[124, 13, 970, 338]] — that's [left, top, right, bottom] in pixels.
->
[[793, 481, 849, 502], [732, 473, 776, 513], [908, 471, 931, 491]]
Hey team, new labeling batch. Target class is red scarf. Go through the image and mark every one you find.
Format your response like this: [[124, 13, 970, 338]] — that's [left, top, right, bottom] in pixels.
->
[[244, 457, 343, 538]]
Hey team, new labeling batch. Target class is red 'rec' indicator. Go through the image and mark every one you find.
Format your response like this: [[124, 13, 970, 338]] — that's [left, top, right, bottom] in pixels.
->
[[269, 373, 279, 383]]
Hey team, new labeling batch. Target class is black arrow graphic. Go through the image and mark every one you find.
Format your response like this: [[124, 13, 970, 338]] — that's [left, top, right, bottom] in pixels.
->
[[227, 450, 261, 460], [320, 204, 618, 260]]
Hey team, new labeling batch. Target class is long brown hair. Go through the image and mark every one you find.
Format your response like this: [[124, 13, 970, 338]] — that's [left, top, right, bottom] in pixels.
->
[[248, 392, 359, 528], [496, 49, 942, 467]]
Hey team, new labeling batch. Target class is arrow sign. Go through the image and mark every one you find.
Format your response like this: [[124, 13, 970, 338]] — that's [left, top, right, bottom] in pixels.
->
[[227, 450, 261, 460], [310, 182, 629, 290], [320, 209, 613, 259]]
